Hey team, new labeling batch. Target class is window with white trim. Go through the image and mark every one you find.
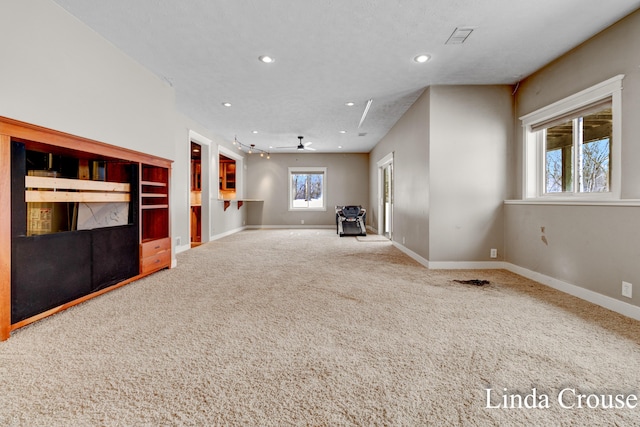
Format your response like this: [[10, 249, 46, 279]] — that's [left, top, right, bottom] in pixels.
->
[[288, 167, 327, 210], [521, 75, 623, 199]]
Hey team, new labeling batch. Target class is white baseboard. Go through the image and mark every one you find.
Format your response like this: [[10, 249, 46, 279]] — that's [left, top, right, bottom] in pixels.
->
[[505, 263, 640, 322], [245, 225, 334, 230], [428, 260, 510, 270], [174, 243, 192, 254], [210, 226, 247, 241], [390, 241, 640, 322], [392, 242, 429, 268]]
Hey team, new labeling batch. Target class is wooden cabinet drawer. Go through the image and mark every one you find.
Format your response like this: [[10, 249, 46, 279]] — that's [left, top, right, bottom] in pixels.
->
[[140, 237, 171, 274], [140, 237, 171, 258], [140, 250, 171, 274]]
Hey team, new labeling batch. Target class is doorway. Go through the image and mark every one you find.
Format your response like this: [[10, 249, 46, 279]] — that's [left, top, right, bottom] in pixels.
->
[[190, 142, 202, 246], [378, 153, 393, 239]]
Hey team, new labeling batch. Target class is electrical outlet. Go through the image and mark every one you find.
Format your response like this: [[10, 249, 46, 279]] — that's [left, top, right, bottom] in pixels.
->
[[402, 236, 405, 244], [490, 248, 498, 258], [622, 281, 633, 298], [301, 219, 304, 225], [176, 237, 181, 246]]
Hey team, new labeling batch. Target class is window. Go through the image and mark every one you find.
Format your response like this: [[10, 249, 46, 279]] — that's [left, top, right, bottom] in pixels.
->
[[288, 167, 327, 210], [521, 75, 623, 199], [541, 103, 611, 194]]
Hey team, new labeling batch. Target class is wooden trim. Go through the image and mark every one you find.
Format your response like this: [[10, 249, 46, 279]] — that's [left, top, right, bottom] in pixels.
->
[[0, 135, 11, 340], [140, 180, 167, 187], [25, 191, 130, 203], [25, 176, 130, 192], [25, 176, 131, 202], [0, 116, 172, 167]]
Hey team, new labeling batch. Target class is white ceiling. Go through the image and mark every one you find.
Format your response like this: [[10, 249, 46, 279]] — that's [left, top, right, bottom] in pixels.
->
[[52, 0, 640, 153]]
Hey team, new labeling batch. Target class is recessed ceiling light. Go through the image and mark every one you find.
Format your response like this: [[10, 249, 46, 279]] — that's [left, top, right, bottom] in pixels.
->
[[222, 102, 231, 107], [414, 54, 431, 63], [252, 130, 259, 134], [258, 55, 274, 63], [345, 102, 355, 107], [338, 145, 343, 149], [339, 130, 347, 134]]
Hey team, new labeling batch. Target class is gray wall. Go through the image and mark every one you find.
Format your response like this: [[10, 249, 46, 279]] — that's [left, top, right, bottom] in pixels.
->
[[246, 153, 369, 227], [429, 85, 511, 262], [369, 85, 512, 263], [369, 89, 430, 259], [507, 9, 640, 307]]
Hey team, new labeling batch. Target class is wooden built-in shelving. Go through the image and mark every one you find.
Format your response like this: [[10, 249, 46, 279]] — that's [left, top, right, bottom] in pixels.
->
[[0, 116, 172, 341]]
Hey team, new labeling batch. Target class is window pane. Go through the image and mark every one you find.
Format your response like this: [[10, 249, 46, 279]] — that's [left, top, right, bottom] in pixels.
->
[[308, 174, 323, 207], [291, 173, 324, 208], [545, 148, 563, 193], [292, 174, 308, 207], [579, 108, 611, 193], [544, 120, 573, 193]]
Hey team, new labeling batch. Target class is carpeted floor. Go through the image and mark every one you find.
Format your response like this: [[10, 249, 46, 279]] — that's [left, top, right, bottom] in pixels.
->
[[1, 229, 639, 426]]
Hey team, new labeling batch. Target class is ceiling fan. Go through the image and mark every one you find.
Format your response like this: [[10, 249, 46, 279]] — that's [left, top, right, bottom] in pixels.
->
[[277, 136, 316, 151]]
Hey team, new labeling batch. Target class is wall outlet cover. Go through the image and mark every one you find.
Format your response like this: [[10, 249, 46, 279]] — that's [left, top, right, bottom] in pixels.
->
[[622, 281, 633, 298]]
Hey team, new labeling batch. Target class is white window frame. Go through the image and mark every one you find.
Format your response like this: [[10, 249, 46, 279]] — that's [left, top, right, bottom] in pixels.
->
[[520, 74, 623, 201], [288, 166, 327, 211]]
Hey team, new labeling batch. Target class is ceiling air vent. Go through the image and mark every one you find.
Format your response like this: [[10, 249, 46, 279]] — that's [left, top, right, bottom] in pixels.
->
[[446, 27, 474, 44], [358, 132, 367, 137]]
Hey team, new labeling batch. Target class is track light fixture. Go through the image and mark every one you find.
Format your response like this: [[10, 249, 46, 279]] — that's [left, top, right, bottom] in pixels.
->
[[233, 136, 270, 159]]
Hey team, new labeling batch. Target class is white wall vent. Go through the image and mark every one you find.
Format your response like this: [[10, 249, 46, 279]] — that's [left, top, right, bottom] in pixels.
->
[[446, 27, 474, 44]]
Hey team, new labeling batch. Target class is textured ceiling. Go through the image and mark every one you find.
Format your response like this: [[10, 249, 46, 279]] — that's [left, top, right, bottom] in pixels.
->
[[51, 0, 640, 153]]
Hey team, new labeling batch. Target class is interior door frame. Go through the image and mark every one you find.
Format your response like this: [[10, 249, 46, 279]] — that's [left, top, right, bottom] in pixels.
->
[[377, 152, 393, 239], [188, 130, 211, 245]]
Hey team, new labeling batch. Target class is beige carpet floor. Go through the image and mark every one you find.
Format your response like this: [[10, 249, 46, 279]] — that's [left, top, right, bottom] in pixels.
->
[[1, 229, 640, 426]]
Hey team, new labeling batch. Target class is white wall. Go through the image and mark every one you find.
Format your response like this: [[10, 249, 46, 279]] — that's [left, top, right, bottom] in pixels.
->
[[0, 0, 248, 262], [172, 114, 246, 253], [0, 0, 175, 161]]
